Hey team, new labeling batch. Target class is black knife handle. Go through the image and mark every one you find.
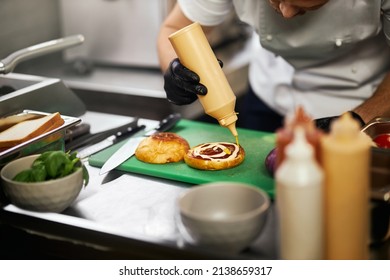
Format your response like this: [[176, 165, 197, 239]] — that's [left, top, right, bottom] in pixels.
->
[[145, 113, 181, 136], [112, 125, 146, 144], [66, 118, 139, 151]]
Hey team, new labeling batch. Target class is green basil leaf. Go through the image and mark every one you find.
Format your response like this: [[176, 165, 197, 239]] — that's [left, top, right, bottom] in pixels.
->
[[31, 164, 47, 182], [82, 165, 89, 186], [36, 151, 52, 162], [45, 151, 69, 178], [13, 169, 33, 182], [61, 161, 74, 177], [12, 151, 89, 185]]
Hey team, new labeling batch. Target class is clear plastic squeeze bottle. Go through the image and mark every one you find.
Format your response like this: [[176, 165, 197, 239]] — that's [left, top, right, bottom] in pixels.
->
[[168, 22, 238, 142], [321, 113, 371, 260], [276, 127, 324, 260]]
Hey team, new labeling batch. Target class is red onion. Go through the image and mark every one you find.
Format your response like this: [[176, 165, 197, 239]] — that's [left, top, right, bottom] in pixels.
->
[[264, 147, 277, 176]]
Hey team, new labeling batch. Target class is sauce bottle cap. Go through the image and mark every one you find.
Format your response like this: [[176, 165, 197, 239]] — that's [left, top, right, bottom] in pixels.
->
[[331, 112, 360, 141], [286, 127, 314, 160]]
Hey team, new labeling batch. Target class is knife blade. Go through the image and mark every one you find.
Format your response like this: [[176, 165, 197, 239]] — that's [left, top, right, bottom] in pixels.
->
[[76, 124, 146, 159], [99, 113, 182, 175]]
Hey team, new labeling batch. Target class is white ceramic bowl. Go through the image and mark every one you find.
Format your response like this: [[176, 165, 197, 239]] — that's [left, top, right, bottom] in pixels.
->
[[1, 154, 84, 213], [178, 182, 270, 253]]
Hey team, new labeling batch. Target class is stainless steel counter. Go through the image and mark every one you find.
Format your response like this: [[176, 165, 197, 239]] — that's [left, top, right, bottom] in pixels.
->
[[0, 111, 278, 259], [0, 111, 389, 260]]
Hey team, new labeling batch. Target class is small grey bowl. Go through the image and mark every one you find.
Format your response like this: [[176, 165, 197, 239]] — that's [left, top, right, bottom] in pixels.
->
[[1, 154, 84, 213], [178, 182, 270, 253]]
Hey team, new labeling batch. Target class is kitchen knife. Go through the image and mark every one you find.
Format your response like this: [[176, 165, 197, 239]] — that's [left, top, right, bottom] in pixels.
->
[[99, 113, 182, 175], [77, 124, 146, 159], [65, 118, 139, 151]]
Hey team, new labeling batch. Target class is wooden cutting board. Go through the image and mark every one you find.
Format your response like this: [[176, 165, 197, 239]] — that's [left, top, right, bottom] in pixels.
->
[[89, 119, 276, 197]]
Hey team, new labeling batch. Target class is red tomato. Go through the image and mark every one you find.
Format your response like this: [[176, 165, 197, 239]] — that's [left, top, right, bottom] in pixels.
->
[[373, 134, 390, 148]]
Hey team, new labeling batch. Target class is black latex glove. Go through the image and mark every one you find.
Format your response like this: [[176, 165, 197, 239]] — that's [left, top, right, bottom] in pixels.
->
[[163, 58, 223, 105], [163, 58, 207, 105], [315, 111, 365, 133]]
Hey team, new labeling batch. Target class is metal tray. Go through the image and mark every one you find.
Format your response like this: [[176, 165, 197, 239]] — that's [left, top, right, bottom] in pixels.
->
[[0, 110, 81, 165], [361, 117, 390, 203], [361, 117, 390, 140]]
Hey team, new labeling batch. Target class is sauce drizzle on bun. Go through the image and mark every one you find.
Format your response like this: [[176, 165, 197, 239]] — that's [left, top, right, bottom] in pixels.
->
[[184, 142, 245, 170]]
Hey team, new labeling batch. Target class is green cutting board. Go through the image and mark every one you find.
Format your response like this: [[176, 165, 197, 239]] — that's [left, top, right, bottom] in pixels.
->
[[89, 119, 276, 197]]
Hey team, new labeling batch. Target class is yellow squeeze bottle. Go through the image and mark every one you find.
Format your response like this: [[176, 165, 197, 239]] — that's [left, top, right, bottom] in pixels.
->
[[321, 113, 371, 259], [169, 22, 239, 143]]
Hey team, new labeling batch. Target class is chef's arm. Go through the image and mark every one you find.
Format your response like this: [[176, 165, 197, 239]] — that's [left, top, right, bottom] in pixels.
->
[[352, 72, 390, 123], [316, 73, 390, 132], [157, 3, 215, 72], [157, 3, 217, 105]]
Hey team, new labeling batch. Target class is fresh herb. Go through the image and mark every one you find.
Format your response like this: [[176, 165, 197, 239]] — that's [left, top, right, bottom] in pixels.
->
[[13, 151, 89, 186]]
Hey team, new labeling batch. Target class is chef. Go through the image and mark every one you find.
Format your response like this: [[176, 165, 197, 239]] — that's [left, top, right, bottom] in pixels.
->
[[157, 0, 390, 132]]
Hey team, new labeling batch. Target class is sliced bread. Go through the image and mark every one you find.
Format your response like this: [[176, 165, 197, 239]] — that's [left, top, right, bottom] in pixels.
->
[[0, 113, 43, 132], [0, 112, 64, 148]]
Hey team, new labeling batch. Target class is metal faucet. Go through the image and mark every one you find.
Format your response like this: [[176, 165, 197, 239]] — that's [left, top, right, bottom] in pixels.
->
[[0, 34, 85, 74]]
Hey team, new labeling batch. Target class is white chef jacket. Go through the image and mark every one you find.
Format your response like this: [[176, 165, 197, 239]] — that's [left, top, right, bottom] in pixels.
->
[[177, 0, 390, 118]]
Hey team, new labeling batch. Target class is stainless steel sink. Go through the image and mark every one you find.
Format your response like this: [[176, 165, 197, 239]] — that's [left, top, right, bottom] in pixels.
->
[[0, 73, 86, 117]]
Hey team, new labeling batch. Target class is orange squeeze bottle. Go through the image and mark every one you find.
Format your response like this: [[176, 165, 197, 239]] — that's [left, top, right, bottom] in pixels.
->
[[168, 22, 238, 143], [276, 106, 322, 168], [321, 113, 371, 259]]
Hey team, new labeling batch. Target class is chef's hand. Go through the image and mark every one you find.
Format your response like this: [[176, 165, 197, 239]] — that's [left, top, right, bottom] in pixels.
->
[[163, 58, 207, 105], [314, 111, 365, 132], [163, 58, 223, 105]]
